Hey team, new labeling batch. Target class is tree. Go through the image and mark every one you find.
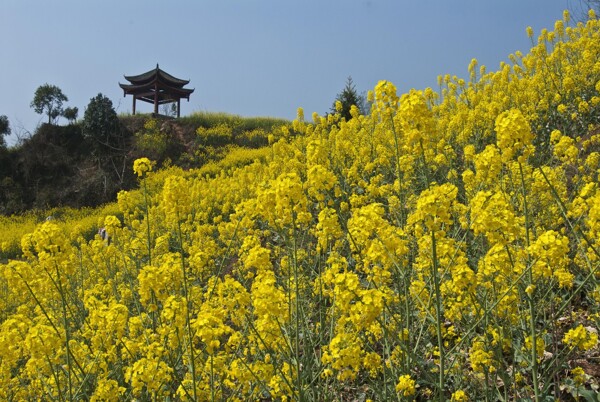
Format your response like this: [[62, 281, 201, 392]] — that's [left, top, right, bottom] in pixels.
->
[[0, 115, 10, 147], [31, 84, 68, 124], [82, 93, 130, 188], [331, 76, 366, 121], [82, 94, 121, 150], [63, 107, 79, 124]]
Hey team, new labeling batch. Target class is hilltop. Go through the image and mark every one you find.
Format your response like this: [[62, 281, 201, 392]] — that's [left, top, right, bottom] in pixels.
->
[[0, 112, 289, 215]]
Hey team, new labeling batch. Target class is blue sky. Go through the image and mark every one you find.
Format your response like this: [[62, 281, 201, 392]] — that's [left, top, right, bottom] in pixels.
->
[[1, 1, 574, 146]]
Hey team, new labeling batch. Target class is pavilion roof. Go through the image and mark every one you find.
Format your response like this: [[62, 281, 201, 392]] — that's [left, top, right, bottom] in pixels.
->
[[119, 64, 194, 103], [121, 64, 191, 88]]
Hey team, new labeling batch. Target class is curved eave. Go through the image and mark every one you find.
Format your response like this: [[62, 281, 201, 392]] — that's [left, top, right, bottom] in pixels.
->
[[157, 69, 190, 86], [123, 71, 155, 85], [119, 82, 194, 99], [123, 66, 190, 87], [119, 82, 155, 93]]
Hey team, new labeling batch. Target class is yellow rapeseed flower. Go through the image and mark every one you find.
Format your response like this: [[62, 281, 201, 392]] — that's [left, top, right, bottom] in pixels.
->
[[495, 108, 534, 163], [451, 390, 469, 402], [133, 157, 153, 177], [395, 374, 417, 397], [563, 325, 598, 351]]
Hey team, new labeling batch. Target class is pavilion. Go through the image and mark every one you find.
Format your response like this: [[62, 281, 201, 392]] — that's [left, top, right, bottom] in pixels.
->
[[119, 64, 194, 117]]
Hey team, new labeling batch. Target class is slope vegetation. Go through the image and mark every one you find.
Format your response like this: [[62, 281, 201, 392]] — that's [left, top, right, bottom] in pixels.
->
[[1, 11, 600, 401]]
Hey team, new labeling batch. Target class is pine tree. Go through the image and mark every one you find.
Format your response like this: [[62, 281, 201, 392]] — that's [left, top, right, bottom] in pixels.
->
[[331, 76, 364, 121]]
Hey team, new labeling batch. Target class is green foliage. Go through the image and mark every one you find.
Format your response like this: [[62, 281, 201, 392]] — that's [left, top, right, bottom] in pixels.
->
[[189, 112, 286, 150], [196, 123, 233, 146], [30, 84, 68, 124], [0, 115, 9, 136], [82, 93, 121, 152], [134, 119, 169, 158], [197, 146, 271, 177], [13, 124, 90, 208], [62, 106, 78, 124], [235, 128, 270, 148], [1, 111, 288, 215], [330, 76, 366, 120], [0, 115, 9, 148], [181, 111, 288, 133], [0, 122, 133, 215], [0, 176, 24, 214], [0, 203, 121, 261]]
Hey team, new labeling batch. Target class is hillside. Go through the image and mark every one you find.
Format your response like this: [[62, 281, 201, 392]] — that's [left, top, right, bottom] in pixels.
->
[[0, 112, 289, 215], [1, 11, 600, 401]]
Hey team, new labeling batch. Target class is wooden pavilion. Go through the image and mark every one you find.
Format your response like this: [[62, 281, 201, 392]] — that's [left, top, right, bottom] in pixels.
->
[[119, 64, 194, 117]]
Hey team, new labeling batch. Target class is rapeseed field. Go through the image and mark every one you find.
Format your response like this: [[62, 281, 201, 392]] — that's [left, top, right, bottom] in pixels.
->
[[1, 10, 600, 401]]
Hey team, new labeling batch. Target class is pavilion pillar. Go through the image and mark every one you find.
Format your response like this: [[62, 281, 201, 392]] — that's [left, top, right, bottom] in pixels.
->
[[154, 83, 159, 114], [132, 97, 136, 115], [177, 99, 181, 118]]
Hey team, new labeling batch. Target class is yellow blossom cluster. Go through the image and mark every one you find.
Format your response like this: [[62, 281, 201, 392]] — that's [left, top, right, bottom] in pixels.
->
[[563, 325, 598, 351], [133, 157, 154, 177]]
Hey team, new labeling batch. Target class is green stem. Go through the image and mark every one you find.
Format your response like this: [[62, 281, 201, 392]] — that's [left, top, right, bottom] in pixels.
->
[[210, 355, 215, 402], [13, 270, 84, 378], [519, 162, 539, 402], [389, 112, 407, 225], [55, 264, 73, 401], [430, 230, 445, 400], [47, 353, 65, 402], [292, 222, 303, 402], [143, 177, 152, 266], [177, 219, 198, 402]]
